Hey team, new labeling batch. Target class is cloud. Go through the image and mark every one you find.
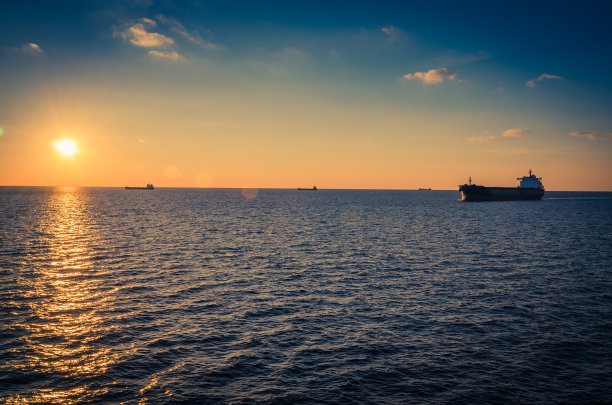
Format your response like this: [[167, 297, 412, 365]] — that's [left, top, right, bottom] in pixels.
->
[[156, 14, 219, 50], [403, 68, 457, 84], [526, 73, 563, 88], [381, 25, 405, 43], [569, 130, 612, 140], [21, 43, 43, 55], [114, 15, 219, 63], [114, 19, 174, 48], [148, 50, 182, 60], [503, 128, 529, 137], [467, 135, 497, 142], [141, 17, 156, 27]]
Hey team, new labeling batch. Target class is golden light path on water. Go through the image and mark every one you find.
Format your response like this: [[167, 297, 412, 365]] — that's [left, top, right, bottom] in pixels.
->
[[5, 188, 119, 404]]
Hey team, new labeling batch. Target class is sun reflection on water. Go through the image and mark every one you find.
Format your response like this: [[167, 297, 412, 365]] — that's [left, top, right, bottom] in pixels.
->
[[5, 188, 116, 403]]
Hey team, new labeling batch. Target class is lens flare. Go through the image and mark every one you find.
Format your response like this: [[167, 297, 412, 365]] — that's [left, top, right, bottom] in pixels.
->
[[54, 140, 78, 156], [241, 188, 258, 199]]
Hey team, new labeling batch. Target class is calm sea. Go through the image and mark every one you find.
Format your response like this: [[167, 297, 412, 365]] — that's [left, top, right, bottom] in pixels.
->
[[1, 187, 611, 403]]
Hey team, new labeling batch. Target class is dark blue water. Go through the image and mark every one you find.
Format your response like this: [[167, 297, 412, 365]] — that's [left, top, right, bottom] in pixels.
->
[[1, 187, 611, 403]]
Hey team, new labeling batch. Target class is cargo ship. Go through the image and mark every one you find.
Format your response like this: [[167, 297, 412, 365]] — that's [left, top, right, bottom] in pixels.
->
[[459, 170, 544, 201], [298, 186, 318, 191], [125, 184, 155, 190]]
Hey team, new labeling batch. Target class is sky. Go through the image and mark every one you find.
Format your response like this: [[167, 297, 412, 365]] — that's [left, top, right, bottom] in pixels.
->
[[1, 0, 611, 190]]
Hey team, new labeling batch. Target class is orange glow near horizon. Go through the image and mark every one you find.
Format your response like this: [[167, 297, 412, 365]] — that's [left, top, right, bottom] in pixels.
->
[[0, 78, 610, 191]]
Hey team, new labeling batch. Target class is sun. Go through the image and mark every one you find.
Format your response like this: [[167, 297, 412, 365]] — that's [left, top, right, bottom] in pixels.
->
[[53, 139, 78, 156]]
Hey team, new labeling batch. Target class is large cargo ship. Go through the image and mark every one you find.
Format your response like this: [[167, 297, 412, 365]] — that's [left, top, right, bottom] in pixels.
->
[[459, 170, 544, 201]]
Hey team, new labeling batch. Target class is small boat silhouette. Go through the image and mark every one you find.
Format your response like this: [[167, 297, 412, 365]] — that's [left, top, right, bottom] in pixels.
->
[[125, 183, 155, 190]]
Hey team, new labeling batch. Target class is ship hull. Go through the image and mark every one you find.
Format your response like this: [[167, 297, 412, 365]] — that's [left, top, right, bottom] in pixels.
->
[[459, 185, 544, 201]]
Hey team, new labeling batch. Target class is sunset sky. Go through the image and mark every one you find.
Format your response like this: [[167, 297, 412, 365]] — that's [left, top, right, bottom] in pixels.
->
[[1, 1, 611, 190]]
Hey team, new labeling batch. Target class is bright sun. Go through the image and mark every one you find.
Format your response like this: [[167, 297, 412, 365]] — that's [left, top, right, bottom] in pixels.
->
[[53, 139, 78, 156]]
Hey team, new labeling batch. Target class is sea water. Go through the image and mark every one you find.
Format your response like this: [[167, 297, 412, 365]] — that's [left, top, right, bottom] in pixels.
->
[[1, 187, 611, 403]]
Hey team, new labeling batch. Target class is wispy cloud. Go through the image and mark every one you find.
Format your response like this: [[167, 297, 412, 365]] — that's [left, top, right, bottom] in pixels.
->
[[21, 43, 44, 55], [141, 17, 156, 26], [156, 14, 219, 50], [526, 73, 563, 88], [569, 130, 612, 140], [467, 135, 497, 142], [148, 50, 182, 61], [114, 15, 221, 62], [403, 68, 457, 84], [381, 25, 405, 43], [503, 128, 529, 137], [114, 18, 174, 48], [114, 17, 192, 62]]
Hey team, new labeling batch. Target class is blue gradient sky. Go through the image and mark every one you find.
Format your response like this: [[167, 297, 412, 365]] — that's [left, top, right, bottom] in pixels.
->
[[1, 0, 611, 189]]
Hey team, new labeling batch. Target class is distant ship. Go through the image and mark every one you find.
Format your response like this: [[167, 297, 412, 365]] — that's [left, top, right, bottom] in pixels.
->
[[459, 170, 544, 201], [418, 187, 432, 190], [298, 186, 318, 191], [125, 183, 155, 190]]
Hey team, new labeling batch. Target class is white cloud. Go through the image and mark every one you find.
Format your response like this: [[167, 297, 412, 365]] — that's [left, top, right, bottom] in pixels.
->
[[503, 128, 529, 137], [403, 68, 457, 84], [526, 73, 563, 88], [569, 130, 612, 140], [148, 50, 182, 61], [21, 43, 43, 55], [115, 20, 174, 48]]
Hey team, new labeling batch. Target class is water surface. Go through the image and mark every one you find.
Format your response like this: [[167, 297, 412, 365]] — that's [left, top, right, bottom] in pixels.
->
[[1, 187, 611, 403]]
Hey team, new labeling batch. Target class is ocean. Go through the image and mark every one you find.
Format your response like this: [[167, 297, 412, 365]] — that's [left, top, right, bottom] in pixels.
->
[[1, 187, 611, 403]]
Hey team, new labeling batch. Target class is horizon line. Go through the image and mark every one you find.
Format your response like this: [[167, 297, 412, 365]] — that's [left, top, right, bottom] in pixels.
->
[[1, 185, 611, 192]]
